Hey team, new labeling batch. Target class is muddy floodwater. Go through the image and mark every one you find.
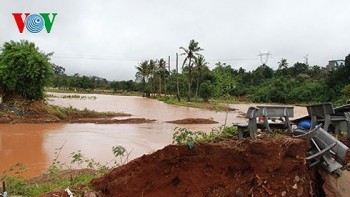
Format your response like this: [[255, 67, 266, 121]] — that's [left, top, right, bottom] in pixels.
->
[[0, 93, 307, 177]]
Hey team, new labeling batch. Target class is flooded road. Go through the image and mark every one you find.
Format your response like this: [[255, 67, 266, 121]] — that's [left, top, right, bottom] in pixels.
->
[[0, 93, 307, 177]]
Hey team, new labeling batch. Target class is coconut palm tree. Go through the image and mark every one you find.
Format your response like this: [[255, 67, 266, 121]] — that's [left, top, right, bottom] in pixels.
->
[[194, 55, 208, 98], [148, 59, 157, 97], [180, 39, 203, 100], [135, 60, 149, 96], [278, 58, 288, 70], [157, 58, 167, 97]]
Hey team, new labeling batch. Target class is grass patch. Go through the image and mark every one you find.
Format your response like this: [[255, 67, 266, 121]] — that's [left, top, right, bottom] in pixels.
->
[[172, 125, 237, 146], [2, 171, 97, 196], [48, 105, 130, 119], [1, 145, 131, 196], [157, 96, 237, 112]]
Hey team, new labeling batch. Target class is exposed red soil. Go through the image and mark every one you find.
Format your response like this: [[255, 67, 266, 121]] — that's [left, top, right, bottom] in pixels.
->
[[166, 118, 218, 124], [91, 138, 316, 196]]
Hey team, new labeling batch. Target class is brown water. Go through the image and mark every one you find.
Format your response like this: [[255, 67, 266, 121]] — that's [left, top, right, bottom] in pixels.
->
[[0, 93, 307, 178]]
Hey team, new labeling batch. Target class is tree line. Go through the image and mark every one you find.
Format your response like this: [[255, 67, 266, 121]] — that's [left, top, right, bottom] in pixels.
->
[[1, 40, 349, 104], [133, 40, 350, 104], [52, 39, 350, 104]]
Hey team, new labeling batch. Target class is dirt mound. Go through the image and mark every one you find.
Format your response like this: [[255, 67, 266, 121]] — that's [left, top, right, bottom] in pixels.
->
[[0, 99, 152, 124], [166, 118, 218, 124], [91, 138, 316, 196], [0, 101, 61, 123]]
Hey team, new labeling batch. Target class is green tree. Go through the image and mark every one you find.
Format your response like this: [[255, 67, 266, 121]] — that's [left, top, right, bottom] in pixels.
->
[[0, 40, 53, 101], [211, 62, 236, 97], [278, 58, 288, 70], [135, 60, 150, 96], [156, 58, 168, 96], [199, 80, 214, 102], [194, 55, 209, 98], [148, 59, 157, 97], [180, 39, 203, 100], [290, 62, 309, 77]]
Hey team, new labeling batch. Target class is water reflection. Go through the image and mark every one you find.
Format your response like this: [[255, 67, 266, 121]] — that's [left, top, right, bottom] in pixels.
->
[[0, 124, 64, 177]]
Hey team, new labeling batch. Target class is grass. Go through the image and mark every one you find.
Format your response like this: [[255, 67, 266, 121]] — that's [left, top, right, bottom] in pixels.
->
[[3, 171, 97, 196], [1, 145, 131, 196], [48, 105, 130, 119], [172, 125, 237, 145], [157, 96, 237, 112]]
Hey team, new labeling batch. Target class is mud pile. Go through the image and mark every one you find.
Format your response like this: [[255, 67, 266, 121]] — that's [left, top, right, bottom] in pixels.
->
[[91, 138, 316, 196]]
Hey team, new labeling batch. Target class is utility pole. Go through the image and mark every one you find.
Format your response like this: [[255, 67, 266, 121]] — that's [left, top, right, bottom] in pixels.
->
[[258, 51, 271, 65], [165, 56, 170, 97], [176, 53, 180, 101], [168, 56, 171, 72]]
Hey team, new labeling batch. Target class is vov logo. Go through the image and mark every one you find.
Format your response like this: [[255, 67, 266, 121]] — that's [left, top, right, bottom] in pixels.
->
[[12, 13, 58, 33]]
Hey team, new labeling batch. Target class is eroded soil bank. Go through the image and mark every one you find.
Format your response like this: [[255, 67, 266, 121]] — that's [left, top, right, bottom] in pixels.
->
[[0, 100, 155, 124], [90, 138, 317, 197]]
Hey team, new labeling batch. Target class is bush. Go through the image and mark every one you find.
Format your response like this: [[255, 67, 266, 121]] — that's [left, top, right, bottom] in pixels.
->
[[0, 40, 53, 101], [199, 80, 214, 101]]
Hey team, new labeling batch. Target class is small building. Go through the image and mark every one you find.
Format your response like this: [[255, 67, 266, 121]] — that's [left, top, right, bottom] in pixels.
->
[[326, 60, 345, 71]]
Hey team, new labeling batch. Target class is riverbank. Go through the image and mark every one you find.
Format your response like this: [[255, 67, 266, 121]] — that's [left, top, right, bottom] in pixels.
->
[[46, 88, 142, 97], [0, 100, 155, 124], [157, 96, 239, 112]]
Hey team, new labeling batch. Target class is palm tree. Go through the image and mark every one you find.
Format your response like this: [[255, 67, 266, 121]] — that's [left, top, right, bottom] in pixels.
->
[[180, 39, 203, 100], [278, 58, 288, 70], [148, 59, 156, 97], [157, 58, 167, 97], [194, 55, 208, 98], [135, 60, 149, 96]]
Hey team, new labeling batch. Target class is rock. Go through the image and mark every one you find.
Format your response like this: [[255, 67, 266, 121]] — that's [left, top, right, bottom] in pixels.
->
[[83, 191, 97, 197], [292, 183, 298, 190], [235, 187, 244, 197], [297, 185, 304, 197], [281, 191, 287, 196], [294, 175, 300, 183]]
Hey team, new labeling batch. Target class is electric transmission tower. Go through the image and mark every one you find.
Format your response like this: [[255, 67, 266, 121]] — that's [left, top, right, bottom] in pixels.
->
[[258, 51, 272, 65]]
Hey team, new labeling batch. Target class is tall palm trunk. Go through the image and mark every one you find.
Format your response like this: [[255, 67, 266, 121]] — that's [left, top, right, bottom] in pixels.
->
[[195, 72, 200, 99], [142, 78, 146, 97], [187, 58, 192, 101], [158, 75, 161, 97], [164, 77, 166, 97]]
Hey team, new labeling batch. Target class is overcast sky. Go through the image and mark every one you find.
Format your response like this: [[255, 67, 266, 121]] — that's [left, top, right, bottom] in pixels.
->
[[1, 0, 349, 81]]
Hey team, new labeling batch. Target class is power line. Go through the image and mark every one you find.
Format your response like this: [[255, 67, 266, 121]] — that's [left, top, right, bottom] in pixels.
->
[[52, 54, 259, 63]]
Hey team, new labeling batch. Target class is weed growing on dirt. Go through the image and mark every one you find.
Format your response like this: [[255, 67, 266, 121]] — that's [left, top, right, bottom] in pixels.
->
[[172, 125, 237, 145], [1, 144, 131, 196], [70, 146, 132, 173], [1, 163, 27, 195]]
